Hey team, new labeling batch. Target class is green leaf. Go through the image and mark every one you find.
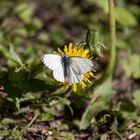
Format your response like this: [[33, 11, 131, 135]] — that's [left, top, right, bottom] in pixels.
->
[[9, 45, 24, 66], [54, 131, 75, 140], [80, 100, 107, 130], [122, 56, 132, 76], [50, 29, 64, 45], [1, 118, 16, 125], [121, 111, 137, 121], [86, 0, 108, 13], [132, 127, 140, 135], [80, 77, 112, 129], [15, 3, 33, 23], [118, 100, 137, 121], [0, 129, 9, 138], [40, 112, 54, 121], [94, 76, 112, 101], [122, 54, 140, 79], [0, 44, 24, 67], [116, 7, 138, 27], [133, 90, 140, 107], [24, 18, 43, 34], [116, 40, 130, 49], [0, 44, 24, 66], [119, 100, 136, 112], [49, 98, 71, 113]]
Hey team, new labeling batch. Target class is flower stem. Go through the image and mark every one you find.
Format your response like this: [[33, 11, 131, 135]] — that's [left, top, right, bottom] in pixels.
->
[[87, 0, 116, 91], [98, 0, 116, 79], [89, 0, 116, 90], [105, 0, 116, 76]]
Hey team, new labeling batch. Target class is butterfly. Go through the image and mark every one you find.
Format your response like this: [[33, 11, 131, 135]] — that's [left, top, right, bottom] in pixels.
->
[[41, 54, 94, 83]]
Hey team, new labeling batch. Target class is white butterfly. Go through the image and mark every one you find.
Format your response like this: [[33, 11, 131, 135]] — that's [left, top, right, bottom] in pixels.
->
[[41, 54, 94, 83]]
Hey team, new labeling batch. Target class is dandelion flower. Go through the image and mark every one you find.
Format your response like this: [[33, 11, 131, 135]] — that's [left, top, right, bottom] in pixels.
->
[[55, 42, 96, 92]]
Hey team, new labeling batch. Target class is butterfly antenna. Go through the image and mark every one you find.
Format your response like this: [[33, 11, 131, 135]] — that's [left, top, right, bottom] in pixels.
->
[[51, 42, 61, 48]]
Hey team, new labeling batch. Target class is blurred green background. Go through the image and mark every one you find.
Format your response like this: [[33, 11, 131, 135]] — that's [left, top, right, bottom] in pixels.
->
[[0, 0, 140, 139]]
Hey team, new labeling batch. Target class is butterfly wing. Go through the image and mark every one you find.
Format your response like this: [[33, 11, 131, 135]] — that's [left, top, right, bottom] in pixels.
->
[[53, 65, 65, 82], [42, 55, 94, 84], [67, 57, 94, 83], [41, 54, 65, 82], [41, 54, 62, 70], [70, 57, 93, 74], [66, 64, 83, 83]]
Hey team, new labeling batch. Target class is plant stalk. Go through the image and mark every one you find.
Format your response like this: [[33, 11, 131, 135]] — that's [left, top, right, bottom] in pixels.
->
[[87, 0, 116, 91], [21, 111, 39, 134], [106, 0, 116, 75], [98, 0, 116, 79]]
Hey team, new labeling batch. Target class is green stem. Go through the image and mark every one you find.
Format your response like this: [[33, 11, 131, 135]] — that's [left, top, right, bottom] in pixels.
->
[[113, 131, 124, 140], [87, 0, 116, 91], [105, 0, 116, 76], [21, 111, 40, 134]]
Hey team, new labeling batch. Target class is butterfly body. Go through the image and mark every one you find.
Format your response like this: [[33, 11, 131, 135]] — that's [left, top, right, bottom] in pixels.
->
[[42, 54, 94, 84], [61, 56, 70, 78]]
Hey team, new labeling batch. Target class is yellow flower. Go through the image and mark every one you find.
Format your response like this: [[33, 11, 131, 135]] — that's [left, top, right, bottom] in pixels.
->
[[56, 42, 96, 92]]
